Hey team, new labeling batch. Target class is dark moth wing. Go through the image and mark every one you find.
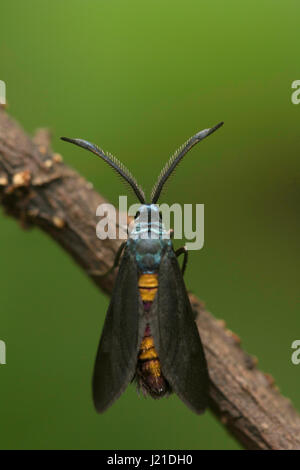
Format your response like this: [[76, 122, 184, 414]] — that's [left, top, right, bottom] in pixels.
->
[[92, 247, 145, 413], [150, 246, 209, 414]]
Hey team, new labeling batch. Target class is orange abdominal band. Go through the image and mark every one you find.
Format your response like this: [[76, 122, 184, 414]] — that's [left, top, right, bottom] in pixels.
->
[[138, 273, 158, 302], [139, 335, 161, 378], [138, 273, 161, 378]]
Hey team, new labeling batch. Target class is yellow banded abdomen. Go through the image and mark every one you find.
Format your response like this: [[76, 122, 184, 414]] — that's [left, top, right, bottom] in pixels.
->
[[138, 273, 158, 302]]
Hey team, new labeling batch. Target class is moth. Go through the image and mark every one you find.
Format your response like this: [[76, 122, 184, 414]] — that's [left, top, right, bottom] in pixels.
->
[[61, 121, 223, 413]]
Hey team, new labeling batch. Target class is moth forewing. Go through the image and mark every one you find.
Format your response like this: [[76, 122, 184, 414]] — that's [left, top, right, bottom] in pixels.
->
[[152, 247, 209, 413]]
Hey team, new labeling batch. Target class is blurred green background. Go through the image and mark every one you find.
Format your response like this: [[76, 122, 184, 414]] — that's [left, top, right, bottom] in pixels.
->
[[0, 0, 299, 450]]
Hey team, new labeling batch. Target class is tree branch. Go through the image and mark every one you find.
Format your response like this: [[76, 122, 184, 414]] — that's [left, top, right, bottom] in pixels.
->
[[0, 107, 299, 450]]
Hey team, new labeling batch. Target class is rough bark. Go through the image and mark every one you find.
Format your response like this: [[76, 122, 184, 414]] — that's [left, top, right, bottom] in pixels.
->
[[0, 106, 299, 450]]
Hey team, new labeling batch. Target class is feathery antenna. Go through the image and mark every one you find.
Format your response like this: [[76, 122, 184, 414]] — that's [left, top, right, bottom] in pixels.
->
[[150, 122, 224, 204], [61, 137, 145, 204]]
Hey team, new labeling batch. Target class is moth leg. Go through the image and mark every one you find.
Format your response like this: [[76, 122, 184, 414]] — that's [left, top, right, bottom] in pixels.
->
[[175, 245, 188, 277], [163, 228, 174, 239], [98, 241, 126, 277]]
